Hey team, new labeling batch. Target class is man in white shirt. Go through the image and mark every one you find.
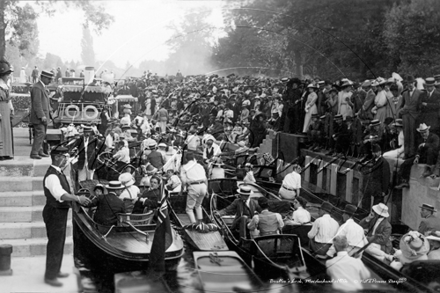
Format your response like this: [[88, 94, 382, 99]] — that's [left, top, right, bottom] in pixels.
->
[[180, 153, 208, 224], [326, 235, 371, 292], [327, 204, 368, 258], [279, 164, 301, 200], [113, 141, 130, 164], [308, 201, 339, 257], [288, 197, 311, 225]]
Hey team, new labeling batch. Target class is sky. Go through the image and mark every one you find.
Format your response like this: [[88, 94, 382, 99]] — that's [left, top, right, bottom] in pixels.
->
[[35, 0, 226, 68]]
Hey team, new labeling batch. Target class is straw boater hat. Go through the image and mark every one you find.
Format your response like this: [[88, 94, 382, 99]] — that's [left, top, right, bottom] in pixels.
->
[[372, 203, 389, 217], [420, 203, 437, 213], [41, 70, 54, 79], [369, 119, 381, 127], [105, 181, 125, 190], [334, 114, 343, 121], [392, 119, 403, 128], [147, 140, 158, 150], [426, 77, 436, 86], [158, 142, 167, 148], [416, 123, 431, 133], [237, 184, 252, 196], [123, 104, 132, 109], [118, 173, 135, 187], [361, 80, 372, 87], [307, 83, 318, 89]]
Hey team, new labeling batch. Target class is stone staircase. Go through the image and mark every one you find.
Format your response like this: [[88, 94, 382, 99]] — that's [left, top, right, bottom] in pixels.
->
[[0, 157, 72, 257], [258, 129, 277, 155]]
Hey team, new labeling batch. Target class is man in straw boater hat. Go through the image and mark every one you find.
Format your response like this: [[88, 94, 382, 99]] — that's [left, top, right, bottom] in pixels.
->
[[87, 181, 125, 227], [216, 184, 261, 235], [326, 204, 368, 259], [396, 123, 440, 188], [418, 203, 440, 236], [30, 70, 54, 159], [399, 75, 423, 159], [42, 146, 91, 287], [359, 203, 393, 261]]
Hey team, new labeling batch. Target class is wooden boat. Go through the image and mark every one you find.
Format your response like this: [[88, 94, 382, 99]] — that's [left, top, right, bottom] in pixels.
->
[[193, 251, 264, 293], [72, 187, 184, 273], [167, 190, 228, 251]]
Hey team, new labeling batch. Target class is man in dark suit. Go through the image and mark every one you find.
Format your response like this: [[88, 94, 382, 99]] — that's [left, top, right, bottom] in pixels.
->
[[30, 70, 53, 159], [420, 77, 440, 136], [418, 203, 440, 236], [362, 144, 390, 208], [88, 181, 125, 226], [73, 125, 104, 181], [360, 203, 393, 260], [398, 76, 422, 158], [396, 123, 440, 188]]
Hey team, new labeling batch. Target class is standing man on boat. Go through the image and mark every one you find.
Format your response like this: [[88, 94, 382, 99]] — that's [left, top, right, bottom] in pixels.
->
[[180, 153, 208, 224], [418, 203, 440, 236], [43, 146, 91, 287], [278, 164, 302, 200], [307, 201, 339, 257]]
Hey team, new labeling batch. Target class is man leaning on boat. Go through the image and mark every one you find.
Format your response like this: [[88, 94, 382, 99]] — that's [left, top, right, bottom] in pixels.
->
[[247, 197, 284, 237]]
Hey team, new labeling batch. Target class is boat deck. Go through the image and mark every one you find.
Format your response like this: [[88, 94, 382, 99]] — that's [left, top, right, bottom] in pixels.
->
[[175, 213, 192, 226]]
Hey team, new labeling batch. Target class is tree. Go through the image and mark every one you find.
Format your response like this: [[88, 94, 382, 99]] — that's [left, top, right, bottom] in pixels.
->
[[81, 26, 95, 66], [0, 0, 114, 59], [383, 0, 440, 76]]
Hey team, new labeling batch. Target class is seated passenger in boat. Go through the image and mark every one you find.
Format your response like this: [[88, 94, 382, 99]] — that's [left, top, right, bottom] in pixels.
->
[[118, 173, 140, 213], [389, 231, 430, 271], [139, 164, 158, 188], [144, 141, 166, 170], [113, 140, 130, 168], [426, 231, 440, 260], [93, 184, 105, 197], [284, 197, 311, 225], [326, 235, 371, 292], [307, 202, 339, 256], [165, 169, 182, 193], [216, 185, 261, 233], [87, 181, 125, 226], [242, 163, 256, 184], [132, 175, 161, 214], [247, 197, 284, 237], [278, 164, 301, 200], [327, 204, 368, 258], [359, 203, 393, 261]]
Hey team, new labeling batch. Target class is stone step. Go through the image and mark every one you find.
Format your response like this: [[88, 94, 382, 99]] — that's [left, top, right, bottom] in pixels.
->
[[0, 156, 51, 177], [0, 236, 73, 257], [0, 206, 72, 222], [0, 176, 44, 192], [0, 221, 72, 239], [0, 191, 46, 207]]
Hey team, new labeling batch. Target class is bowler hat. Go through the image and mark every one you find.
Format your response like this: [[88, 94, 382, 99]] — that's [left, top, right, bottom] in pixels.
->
[[320, 201, 334, 213], [343, 204, 357, 216], [420, 203, 437, 212]]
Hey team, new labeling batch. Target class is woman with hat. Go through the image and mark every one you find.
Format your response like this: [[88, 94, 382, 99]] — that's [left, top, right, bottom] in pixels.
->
[[243, 162, 256, 184], [337, 80, 354, 121], [371, 77, 388, 124], [426, 231, 440, 260], [118, 172, 140, 213], [385, 83, 403, 120], [0, 59, 14, 160], [389, 231, 430, 271], [302, 84, 318, 133]]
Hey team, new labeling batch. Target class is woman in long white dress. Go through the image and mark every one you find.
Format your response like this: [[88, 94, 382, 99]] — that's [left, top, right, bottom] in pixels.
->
[[372, 79, 388, 124], [0, 60, 14, 160], [337, 82, 353, 119], [302, 84, 318, 133]]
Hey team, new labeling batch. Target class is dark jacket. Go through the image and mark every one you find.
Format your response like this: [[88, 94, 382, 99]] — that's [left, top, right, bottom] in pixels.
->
[[219, 198, 261, 230], [420, 89, 440, 129], [132, 188, 161, 214], [30, 81, 50, 125], [90, 192, 125, 226], [399, 88, 422, 119], [359, 217, 392, 253], [363, 156, 390, 197], [73, 136, 104, 170], [146, 150, 165, 169]]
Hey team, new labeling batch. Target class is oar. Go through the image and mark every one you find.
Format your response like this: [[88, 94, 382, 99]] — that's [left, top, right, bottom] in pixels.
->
[[352, 235, 378, 258], [316, 155, 341, 174]]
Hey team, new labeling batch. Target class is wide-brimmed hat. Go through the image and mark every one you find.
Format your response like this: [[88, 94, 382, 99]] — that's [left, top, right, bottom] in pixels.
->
[[203, 134, 216, 144], [123, 104, 132, 109], [158, 142, 167, 148], [343, 204, 357, 216], [118, 173, 135, 187], [372, 203, 389, 217], [420, 203, 437, 212], [341, 80, 353, 88], [281, 77, 289, 82], [361, 80, 372, 87], [307, 83, 318, 89], [320, 201, 334, 213], [416, 123, 431, 133], [41, 70, 54, 79], [147, 140, 158, 149], [237, 184, 252, 196], [105, 181, 125, 190], [399, 231, 430, 263]]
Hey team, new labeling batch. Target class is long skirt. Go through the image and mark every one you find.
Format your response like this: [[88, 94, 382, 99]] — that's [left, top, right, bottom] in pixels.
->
[[0, 101, 13, 157]]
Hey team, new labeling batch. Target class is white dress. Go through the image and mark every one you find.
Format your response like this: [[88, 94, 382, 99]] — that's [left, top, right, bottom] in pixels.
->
[[302, 92, 318, 133]]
